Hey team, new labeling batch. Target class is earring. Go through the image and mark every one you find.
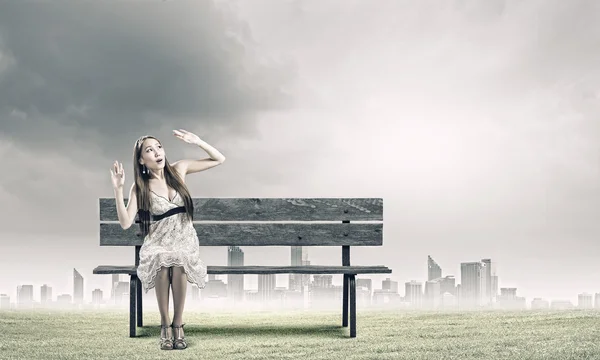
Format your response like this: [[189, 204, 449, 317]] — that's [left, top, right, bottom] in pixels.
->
[[142, 164, 147, 174]]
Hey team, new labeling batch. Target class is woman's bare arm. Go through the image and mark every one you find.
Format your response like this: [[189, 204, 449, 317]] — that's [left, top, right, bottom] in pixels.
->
[[111, 161, 139, 230], [171, 129, 226, 175]]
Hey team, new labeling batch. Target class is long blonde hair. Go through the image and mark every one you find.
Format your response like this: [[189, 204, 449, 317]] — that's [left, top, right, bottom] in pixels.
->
[[133, 135, 194, 236]]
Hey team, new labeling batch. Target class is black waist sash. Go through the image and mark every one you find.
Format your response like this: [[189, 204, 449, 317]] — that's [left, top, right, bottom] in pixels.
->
[[151, 206, 186, 222]]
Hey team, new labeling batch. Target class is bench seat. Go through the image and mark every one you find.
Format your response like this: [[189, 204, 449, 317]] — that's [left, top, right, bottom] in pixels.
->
[[94, 265, 392, 275]]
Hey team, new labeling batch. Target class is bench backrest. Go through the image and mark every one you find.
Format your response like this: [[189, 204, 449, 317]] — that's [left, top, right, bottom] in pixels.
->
[[99, 198, 383, 247]]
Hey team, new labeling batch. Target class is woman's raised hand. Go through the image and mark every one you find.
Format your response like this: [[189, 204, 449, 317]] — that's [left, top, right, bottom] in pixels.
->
[[173, 128, 202, 145], [110, 161, 125, 190]]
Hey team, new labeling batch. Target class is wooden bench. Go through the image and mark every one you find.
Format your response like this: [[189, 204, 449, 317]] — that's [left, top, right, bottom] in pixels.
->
[[93, 197, 391, 338]]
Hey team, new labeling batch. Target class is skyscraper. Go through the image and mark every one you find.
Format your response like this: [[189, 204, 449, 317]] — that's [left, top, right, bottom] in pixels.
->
[[424, 279, 442, 309], [382, 278, 399, 293], [73, 268, 84, 305], [289, 246, 303, 292], [491, 275, 498, 302], [578, 293, 593, 309], [427, 255, 442, 281], [258, 274, 276, 302], [404, 280, 422, 308], [92, 289, 103, 305], [313, 275, 333, 288], [41, 284, 52, 304], [111, 274, 120, 301], [301, 248, 310, 290], [17, 285, 33, 306], [356, 278, 372, 293], [227, 246, 245, 302], [113, 281, 129, 305], [460, 262, 485, 308], [481, 259, 494, 305], [439, 275, 456, 296]]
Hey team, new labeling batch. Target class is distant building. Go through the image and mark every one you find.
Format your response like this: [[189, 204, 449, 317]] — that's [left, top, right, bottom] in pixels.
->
[[92, 289, 103, 305], [578, 293, 593, 309], [481, 259, 495, 305], [427, 255, 442, 281], [311, 284, 343, 308], [460, 262, 485, 308], [0, 294, 10, 309], [114, 281, 129, 305], [227, 246, 245, 302], [111, 274, 120, 301], [17, 285, 33, 307], [73, 268, 84, 305], [356, 278, 372, 293], [313, 275, 333, 289], [500, 288, 517, 299], [356, 278, 372, 307], [258, 274, 276, 302], [496, 288, 526, 309], [531, 298, 549, 309], [404, 280, 422, 308], [550, 300, 574, 310], [490, 275, 499, 302], [373, 289, 401, 306], [424, 279, 441, 309], [382, 278, 398, 293], [40, 284, 52, 304], [190, 285, 200, 302], [289, 246, 303, 292], [301, 260, 311, 292], [439, 275, 456, 296], [202, 277, 227, 299], [57, 294, 72, 306], [441, 292, 457, 309]]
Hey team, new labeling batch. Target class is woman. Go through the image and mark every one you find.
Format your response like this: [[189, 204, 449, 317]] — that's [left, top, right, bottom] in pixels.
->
[[110, 129, 226, 350]]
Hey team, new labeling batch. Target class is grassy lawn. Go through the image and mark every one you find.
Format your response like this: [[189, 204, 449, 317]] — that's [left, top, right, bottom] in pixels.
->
[[0, 308, 599, 359]]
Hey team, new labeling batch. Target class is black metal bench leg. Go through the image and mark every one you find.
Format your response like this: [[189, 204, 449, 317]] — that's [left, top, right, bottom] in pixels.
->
[[136, 278, 143, 327], [129, 275, 137, 337], [342, 274, 348, 327], [349, 274, 356, 338]]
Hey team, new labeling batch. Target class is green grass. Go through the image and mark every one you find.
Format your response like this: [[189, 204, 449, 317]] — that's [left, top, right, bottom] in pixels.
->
[[1, 308, 599, 359]]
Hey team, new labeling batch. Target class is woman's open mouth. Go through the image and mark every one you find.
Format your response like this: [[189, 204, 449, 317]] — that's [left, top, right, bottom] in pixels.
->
[[157, 159, 163, 164]]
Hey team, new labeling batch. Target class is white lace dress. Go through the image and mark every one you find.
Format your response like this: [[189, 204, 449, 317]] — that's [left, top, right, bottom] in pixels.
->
[[136, 190, 207, 294]]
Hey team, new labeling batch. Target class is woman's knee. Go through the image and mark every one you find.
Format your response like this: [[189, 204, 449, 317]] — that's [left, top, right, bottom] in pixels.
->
[[172, 266, 185, 274], [157, 266, 170, 279]]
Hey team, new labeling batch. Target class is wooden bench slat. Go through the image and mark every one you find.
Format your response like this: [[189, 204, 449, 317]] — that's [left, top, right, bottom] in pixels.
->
[[209, 265, 393, 274], [99, 223, 383, 246], [94, 266, 138, 275], [99, 198, 383, 221], [93, 265, 392, 275]]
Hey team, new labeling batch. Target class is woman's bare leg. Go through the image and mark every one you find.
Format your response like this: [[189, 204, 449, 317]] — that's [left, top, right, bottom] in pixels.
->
[[155, 266, 172, 328], [171, 266, 187, 336]]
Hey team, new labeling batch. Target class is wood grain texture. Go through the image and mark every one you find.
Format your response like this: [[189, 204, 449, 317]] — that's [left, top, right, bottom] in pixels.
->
[[93, 265, 392, 275], [99, 198, 383, 221], [99, 223, 383, 246]]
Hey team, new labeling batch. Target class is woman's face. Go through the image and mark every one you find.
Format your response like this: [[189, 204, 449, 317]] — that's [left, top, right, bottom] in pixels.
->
[[139, 138, 166, 171]]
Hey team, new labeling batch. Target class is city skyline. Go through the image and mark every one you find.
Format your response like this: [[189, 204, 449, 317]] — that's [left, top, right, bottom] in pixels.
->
[[5, 269, 599, 311], [2, 253, 598, 307], [1, 1, 599, 306]]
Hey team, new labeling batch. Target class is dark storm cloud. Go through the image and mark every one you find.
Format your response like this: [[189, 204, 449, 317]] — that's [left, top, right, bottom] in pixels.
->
[[0, 1, 295, 234], [0, 1, 293, 154]]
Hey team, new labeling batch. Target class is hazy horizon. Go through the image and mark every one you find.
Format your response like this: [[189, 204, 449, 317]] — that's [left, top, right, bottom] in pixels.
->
[[1, 0, 599, 306]]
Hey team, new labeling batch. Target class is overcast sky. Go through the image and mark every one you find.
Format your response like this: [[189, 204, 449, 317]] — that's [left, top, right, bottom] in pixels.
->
[[1, 0, 599, 305]]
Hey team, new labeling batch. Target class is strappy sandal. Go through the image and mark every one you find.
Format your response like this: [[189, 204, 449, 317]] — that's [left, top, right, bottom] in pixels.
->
[[171, 323, 187, 350], [159, 324, 173, 350]]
